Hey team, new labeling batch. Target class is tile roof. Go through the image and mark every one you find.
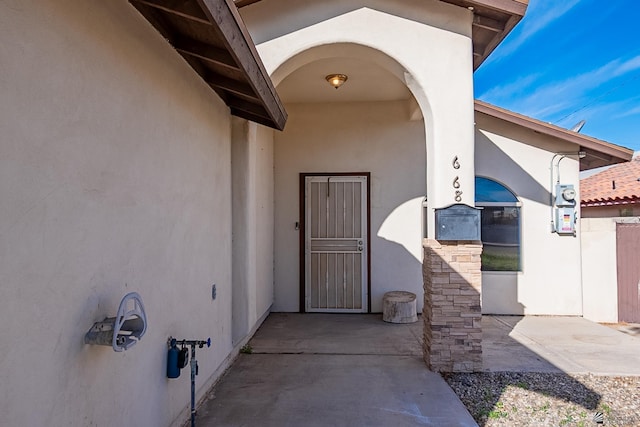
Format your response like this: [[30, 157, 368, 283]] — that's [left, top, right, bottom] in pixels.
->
[[581, 157, 640, 206]]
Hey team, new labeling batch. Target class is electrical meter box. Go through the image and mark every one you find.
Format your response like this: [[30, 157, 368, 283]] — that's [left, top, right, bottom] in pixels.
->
[[435, 204, 482, 241], [555, 184, 576, 207], [554, 184, 576, 235], [556, 207, 576, 234]]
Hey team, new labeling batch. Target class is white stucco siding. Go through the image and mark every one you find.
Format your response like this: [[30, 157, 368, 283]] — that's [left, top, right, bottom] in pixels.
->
[[1, 2, 238, 426], [232, 120, 275, 344], [475, 113, 583, 316], [244, 1, 477, 236], [274, 101, 426, 312], [253, 125, 276, 320], [241, 0, 470, 47], [580, 218, 619, 322]]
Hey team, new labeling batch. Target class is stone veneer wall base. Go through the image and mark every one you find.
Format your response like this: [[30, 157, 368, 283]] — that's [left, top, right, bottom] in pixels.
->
[[423, 238, 483, 372]]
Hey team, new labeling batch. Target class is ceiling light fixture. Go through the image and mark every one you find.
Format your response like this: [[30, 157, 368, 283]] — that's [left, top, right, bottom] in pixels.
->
[[325, 74, 348, 89]]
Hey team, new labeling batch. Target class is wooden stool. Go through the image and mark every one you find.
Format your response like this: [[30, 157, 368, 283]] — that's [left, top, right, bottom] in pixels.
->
[[382, 291, 418, 324]]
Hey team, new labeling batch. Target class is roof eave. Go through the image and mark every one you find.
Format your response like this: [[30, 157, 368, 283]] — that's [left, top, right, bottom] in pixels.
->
[[582, 197, 640, 207], [130, 0, 287, 130], [475, 100, 634, 170], [439, 0, 528, 70]]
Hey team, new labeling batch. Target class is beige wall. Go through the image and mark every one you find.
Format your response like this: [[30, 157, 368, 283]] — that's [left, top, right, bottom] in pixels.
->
[[580, 216, 640, 322], [243, 0, 477, 237], [274, 101, 426, 312], [475, 113, 583, 315], [232, 120, 275, 343], [582, 205, 640, 218], [580, 218, 619, 322], [0, 1, 263, 426]]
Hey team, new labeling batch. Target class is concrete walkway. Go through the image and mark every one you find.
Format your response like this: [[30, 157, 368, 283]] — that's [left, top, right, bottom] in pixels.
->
[[197, 314, 477, 427], [483, 315, 640, 375], [195, 314, 640, 426]]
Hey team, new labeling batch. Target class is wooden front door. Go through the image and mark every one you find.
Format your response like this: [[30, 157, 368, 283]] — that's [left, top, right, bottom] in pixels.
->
[[303, 175, 369, 312], [617, 223, 640, 323]]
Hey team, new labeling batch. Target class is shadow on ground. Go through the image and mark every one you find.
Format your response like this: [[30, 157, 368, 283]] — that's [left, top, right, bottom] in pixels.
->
[[189, 312, 640, 426], [196, 313, 477, 427], [444, 314, 640, 426], [442, 371, 602, 425]]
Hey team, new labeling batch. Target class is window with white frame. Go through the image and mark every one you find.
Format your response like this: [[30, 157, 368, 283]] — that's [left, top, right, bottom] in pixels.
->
[[475, 177, 521, 271]]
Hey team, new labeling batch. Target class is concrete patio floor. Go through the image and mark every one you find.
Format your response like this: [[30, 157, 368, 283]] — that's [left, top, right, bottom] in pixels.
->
[[197, 313, 476, 427], [194, 314, 640, 426], [483, 315, 640, 375]]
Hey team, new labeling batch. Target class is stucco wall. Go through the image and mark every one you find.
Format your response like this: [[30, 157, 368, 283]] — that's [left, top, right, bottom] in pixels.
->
[[253, 125, 276, 320], [582, 205, 640, 218], [232, 120, 275, 343], [273, 101, 426, 312], [475, 113, 583, 315], [243, 0, 477, 237], [0, 1, 244, 426], [580, 218, 619, 322]]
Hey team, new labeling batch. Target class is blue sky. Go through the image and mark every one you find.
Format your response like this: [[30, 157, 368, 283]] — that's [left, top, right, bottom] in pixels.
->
[[475, 0, 640, 152]]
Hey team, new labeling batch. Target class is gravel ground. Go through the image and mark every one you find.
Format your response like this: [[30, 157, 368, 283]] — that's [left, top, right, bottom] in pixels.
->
[[443, 372, 640, 427]]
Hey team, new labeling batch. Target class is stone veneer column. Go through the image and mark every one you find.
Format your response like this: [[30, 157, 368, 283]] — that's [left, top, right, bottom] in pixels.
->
[[423, 238, 483, 372]]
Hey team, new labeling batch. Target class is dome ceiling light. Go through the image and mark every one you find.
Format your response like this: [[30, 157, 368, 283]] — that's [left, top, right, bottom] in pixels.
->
[[325, 74, 348, 89]]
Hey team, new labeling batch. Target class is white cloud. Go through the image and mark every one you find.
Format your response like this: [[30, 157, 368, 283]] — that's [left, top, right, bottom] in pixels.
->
[[479, 73, 541, 100], [484, 0, 582, 65], [615, 55, 640, 76], [612, 102, 640, 119], [481, 55, 640, 122]]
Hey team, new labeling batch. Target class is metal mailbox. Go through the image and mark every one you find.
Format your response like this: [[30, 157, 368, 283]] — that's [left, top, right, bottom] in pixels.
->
[[435, 204, 482, 241]]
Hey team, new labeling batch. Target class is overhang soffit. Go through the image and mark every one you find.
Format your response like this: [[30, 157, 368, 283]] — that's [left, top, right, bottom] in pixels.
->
[[129, 0, 287, 130]]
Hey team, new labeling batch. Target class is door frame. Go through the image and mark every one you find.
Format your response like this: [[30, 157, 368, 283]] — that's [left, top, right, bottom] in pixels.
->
[[299, 172, 371, 313]]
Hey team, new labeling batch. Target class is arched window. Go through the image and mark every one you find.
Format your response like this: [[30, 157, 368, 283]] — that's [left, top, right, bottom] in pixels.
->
[[475, 177, 521, 271]]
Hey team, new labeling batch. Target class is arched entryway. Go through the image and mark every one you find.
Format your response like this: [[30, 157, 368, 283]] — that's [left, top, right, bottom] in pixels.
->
[[269, 43, 429, 314], [239, 3, 482, 371]]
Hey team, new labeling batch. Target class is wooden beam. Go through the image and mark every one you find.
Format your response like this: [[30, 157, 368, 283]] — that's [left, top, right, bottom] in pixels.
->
[[130, 1, 177, 41], [131, 0, 286, 130], [461, 0, 527, 16], [473, 43, 484, 57], [473, 13, 520, 70], [198, 0, 287, 130], [234, 0, 262, 7], [227, 97, 272, 120], [174, 36, 240, 70], [132, 0, 210, 25], [581, 147, 615, 163], [206, 73, 257, 100], [230, 108, 283, 129], [473, 14, 504, 32]]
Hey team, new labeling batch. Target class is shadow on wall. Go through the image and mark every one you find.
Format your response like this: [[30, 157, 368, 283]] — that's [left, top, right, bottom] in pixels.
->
[[475, 131, 554, 315], [242, 2, 470, 46], [424, 244, 602, 424], [373, 238, 424, 311], [475, 130, 551, 205], [375, 197, 426, 311], [481, 272, 525, 315]]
